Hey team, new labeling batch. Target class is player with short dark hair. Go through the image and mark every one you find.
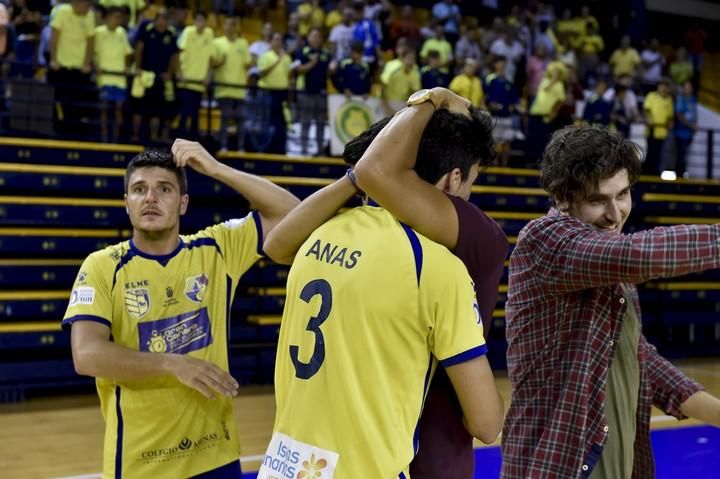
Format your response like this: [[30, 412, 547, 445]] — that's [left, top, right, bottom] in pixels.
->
[[63, 141, 299, 478]]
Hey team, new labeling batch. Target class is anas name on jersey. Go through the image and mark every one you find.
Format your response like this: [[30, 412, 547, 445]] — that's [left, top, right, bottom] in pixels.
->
[[304, 239, 362, 269]]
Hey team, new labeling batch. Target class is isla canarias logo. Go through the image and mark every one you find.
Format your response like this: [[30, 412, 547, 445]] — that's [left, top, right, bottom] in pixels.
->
[[185, 273, 209, 302], [298, 454, 328, 479]]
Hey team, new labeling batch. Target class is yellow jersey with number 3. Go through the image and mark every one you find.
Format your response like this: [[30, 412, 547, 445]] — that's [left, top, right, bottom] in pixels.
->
[[260, 206, 487, 479], [62, 212, 263, 479]]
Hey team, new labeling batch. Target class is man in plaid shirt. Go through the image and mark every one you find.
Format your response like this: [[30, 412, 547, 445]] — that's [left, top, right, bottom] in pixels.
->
[[503, 125, 720, 479]]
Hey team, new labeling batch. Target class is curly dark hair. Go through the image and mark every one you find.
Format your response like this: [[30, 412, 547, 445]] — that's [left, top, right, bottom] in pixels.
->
[[343, 107, 496, 184], [540, 125, 641, 205], [124, 150, 188, 195]]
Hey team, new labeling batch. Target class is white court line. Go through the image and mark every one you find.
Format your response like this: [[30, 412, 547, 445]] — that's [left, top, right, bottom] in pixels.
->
[[52, 454, 267, 479]]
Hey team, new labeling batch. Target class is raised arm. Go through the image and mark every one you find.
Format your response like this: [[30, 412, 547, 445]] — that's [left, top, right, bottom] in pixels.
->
[[524, 215, 720, 294], [263, 175, 357, 264], [353, 87, 470, 249], [171, 139, 300, 239]]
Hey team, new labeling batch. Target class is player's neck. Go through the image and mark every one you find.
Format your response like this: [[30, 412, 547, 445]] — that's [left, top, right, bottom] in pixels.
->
[[132, 230, 181, 256]]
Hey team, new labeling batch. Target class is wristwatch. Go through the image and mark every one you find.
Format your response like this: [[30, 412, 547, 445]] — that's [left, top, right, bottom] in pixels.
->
[[406, 89, 438, 110]]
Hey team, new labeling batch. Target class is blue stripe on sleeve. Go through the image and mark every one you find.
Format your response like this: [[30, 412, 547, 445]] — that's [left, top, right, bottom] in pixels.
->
[[400, 223, 423, 286], [62, 315, 112, 332], [440, 344, 489, 368]]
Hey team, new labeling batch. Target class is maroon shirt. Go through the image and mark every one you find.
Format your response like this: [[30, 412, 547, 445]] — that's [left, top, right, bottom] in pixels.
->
[[410, 194, 508, 479]]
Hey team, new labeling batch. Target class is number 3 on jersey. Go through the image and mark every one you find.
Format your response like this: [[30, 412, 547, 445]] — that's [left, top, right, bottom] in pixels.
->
[[289, 279, 333, 380]]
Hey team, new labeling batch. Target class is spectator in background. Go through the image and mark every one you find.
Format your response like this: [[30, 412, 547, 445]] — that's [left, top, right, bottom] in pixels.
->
[[283, 13, 304, 58], [486, 56, 519, 165], [295, 28, 330, 156], [454, 25, 482, 73], [49, 0, 95, 136], [533, 19, 556, 58], [94, 6, 132, 143], [389, 5, 420, 50], [528, 62, 566, 162], [575, 4, 599, 36], [297, 0, 324, 37], [176, 11, 213, 140], [131, 8, 178, 143], [526, 43, 550, 99], [421, 49, 450, 89], [449, 58, 484, 108], [249, 21, 273, 76], [332, 40, 371, 97], [258, 32, 291, 154], [8, 0, 41, 79], [489, 27, 523, 83], [609, 35, 640, 81], [674, 80, 698, 178], [685, 22, 706, 76], [577, 22, 603, 85], [582, 78, 611, 126], [556, 34, 577, 71], [0, 3, 16, 79], [329, 6, 355, 62], [481, 17, 505, 52], [641, 38, 664, 95], [382, 36, 408, 74], [643, 78, 674, 174], [420, 23, 452, 68], [670, 47, 694, 87], [432, 0, 461, 44], [213, 16, 251, 152], [99, 0, 145, 27], [610, 83, 633, 138], [380, 48, 419, 113], [325, 0, 350, 32], [352, 0, 381, 72]]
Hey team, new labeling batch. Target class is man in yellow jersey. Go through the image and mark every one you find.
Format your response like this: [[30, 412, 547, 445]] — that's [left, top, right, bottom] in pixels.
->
[[258, 95, 505, 479], [63, 142, 299, 478]]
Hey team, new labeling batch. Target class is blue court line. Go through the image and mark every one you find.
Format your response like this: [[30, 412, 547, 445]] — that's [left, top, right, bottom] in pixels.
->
[[241, 425, 720, 479]]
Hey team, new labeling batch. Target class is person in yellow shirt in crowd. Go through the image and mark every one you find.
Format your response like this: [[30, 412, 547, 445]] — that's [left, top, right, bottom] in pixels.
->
[[94, 6, 132, 143], [420, 23, 453, 68], [176, 10, 214, 139], [380, 48, 420, 114], [49, 0, 95, 136], [575, 5, 599, 36], [528, 62, 566, 160], [609, 35, 641, 80], [213, 17, 251, 152], [258, 32, 292, 153], [577, 22, 603, 83], [297, 0, 325, 36], [643, 78, 674, 175], [325, 0, 350, 32], [670, 47, 694, 86], [449, 58, 484, 108]]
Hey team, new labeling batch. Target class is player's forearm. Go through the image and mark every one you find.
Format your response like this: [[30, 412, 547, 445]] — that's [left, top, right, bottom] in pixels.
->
[[680, 391, 720, 427], [354, 101, 434, 197], [74, 338, 178, 381], [210, 162, 300, 224], [263, 176, 356, 264]]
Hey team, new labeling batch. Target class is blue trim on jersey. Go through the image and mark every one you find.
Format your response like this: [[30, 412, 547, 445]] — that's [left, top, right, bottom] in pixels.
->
[[400, 223, 423, 286], [399, 472, 407, 479], [62, 314, 112, 332], [190, 459, 243, 478], [129, 238, 186, 266], [251, 210, 265, 256], [187, 237, 223, 257], [114, 386, 124, 479], [413, 355, 434, 454], [440, 344, 488, 368], [225, 274, 232, 352]]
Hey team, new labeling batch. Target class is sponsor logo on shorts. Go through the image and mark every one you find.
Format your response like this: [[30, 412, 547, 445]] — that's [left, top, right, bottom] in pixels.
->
[[258, 432, 339, 479], [139, 431, 221, 464]]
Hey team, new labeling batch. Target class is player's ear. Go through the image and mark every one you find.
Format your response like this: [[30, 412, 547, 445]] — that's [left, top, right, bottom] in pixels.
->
[[447, 167, 463, 194], [434, 172, 451, 193], [124, 193, 129, 215], [180, 194, 189, 216]]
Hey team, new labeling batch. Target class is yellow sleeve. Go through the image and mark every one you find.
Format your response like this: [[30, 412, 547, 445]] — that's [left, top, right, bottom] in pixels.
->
[[202, 212, 264, 282], [212, 38, 224, 63], [62, 251, 115, 330], [257, 51, 272, 71], [50, 7, 66, 29], [420, 39, 431, 58], [421, 250, 487, 366], [177, 27, 189, 50], [475, 78, 484, 105]]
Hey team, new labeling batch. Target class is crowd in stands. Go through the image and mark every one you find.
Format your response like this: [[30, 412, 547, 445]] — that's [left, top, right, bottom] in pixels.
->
[[0, 0, 709, 175]]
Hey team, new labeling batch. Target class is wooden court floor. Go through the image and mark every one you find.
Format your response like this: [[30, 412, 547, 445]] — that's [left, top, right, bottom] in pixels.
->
[[1, 358, 719, 479]]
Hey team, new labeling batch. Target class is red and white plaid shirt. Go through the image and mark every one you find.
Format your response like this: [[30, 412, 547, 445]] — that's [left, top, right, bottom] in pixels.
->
[[502, 209, 711, 479]]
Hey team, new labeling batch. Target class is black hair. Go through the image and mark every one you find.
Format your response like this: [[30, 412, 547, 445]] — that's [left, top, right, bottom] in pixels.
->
[[540, 125, 641, 205], [343, 108, 496, 184], [124, 150, 188, 194], [350, 40, 364, 53], [105, 5, 124, 16], [427, 49, 441, 59]]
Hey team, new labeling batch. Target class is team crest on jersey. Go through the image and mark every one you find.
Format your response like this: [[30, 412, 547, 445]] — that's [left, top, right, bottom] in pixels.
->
[[125, 288, 150, 318], [185, 273, 209, 302]]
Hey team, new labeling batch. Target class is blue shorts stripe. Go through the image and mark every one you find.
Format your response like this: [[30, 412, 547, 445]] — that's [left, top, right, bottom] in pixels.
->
[[114, 386, 124, 479]]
